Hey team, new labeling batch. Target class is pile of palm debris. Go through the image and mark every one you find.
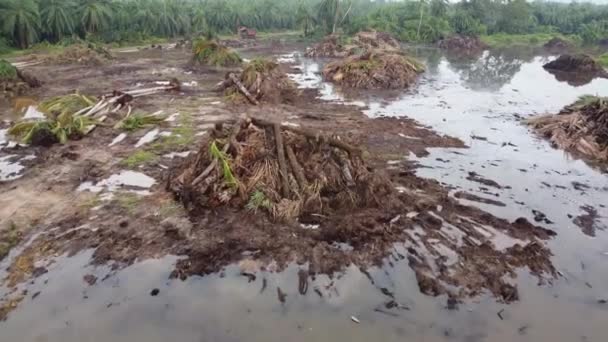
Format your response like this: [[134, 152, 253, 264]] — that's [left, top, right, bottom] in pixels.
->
[[322, 51, 424, 89], [168, 116, 393, 222], [216, 59, 297, 104], [45, 44, 113, 65], [0, 60, 41, 97], [543, 54, 608, 76], [8, 80, 179, 146], [543, 37, 573, 52], [304, 34, 349, 58], [527, 95, 608, 161], [192, 39, 242, 67], [353, 30, 401, 51], [438, 35, 487, 52], [165, 117, 557, 302]]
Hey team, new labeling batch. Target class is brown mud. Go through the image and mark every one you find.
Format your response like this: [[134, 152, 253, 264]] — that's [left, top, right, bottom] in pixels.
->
[[0, 41, 562, 321]]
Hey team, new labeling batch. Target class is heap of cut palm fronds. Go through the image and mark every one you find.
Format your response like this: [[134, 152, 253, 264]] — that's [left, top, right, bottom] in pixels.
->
[[217, 58, 298, 104], [1, 59, 41, 97], [168, 117, 396, 222], [9, 93, 98, 145], [192, 39, 242, 67], [323, 51, 424, 89], [8, 81, 179, 146], [527, 95, 608, 162]]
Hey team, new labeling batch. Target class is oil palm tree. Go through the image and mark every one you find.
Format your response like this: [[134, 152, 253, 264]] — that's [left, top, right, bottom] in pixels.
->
[[78, 0, 113, 34], [40, 0, 76, 41], [0, 0, 41, 48]]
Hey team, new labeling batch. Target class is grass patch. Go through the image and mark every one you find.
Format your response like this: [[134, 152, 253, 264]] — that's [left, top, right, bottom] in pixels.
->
[[115, 113, 166, 131], [121, 150, 158, 169], [481, 33, 576, 48], [115, 193, 141, 213], [0, 59, 17, 80], [151, 113, 195, 153], [0, 222, 23, 261], [598, 54, 608, 68], [157, 201, 184, 218]]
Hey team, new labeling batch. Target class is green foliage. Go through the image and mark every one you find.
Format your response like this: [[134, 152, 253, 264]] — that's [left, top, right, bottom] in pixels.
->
[[246, 190, 273, 213], [209, 141, 237, 188], [0, 0, 607, 50], [151, 113, 194, 152], [121, 150, 158, 168], [116, 113, 166, 131], [0, 59, 17, 80], [8, 93, 96, 145], [0, 221, 22, 261], [598, 54, 608, 68], [192, 39, 242, 67]]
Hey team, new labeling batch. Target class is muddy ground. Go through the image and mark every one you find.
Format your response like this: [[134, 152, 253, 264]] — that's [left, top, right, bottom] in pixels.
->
[[0, 41, 564, 321]]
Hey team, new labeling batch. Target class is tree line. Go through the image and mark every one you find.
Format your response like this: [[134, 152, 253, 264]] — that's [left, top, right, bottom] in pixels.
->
[[1, 0, 607, 51]]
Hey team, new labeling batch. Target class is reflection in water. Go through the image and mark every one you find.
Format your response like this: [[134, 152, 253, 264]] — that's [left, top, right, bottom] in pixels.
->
[[445, 49, 538, 91], [545, 69, 604, 87]]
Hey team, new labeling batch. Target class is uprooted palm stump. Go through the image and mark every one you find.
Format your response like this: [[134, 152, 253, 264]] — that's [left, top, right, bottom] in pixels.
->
[[543, 54, 608, 77], [168, 117, 397, 222], [1, 60, 41, 97]]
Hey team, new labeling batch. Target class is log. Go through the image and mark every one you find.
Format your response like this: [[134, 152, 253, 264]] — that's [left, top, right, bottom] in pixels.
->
[[16, 69, 41, 88], [286, 145, 307, 191], [251, 117, 362, 157], [274, 124, 291, 198], [228, 73, 259, 105]]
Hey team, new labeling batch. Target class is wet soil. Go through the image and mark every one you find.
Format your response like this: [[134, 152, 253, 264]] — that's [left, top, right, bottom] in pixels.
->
[[0, 41, 563, 323]]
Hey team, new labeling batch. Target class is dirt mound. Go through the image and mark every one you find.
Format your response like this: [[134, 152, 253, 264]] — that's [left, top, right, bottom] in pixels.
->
[[354, 31, 401, 51], [217, 59, 298, 104], [527, 95, 608, 162], [322, 51, 424, 89], [45, 44, 112, 66], [0, 60, 41, 97], [305, 35, 349, 58], [543, 54, 607, 76], [543, 37, 573, 51], [192, 39, 242, 67], [438, 35, 487, 51]]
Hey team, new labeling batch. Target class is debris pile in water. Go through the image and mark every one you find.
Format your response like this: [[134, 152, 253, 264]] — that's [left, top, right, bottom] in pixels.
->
[[304, 34, 348, 58], [527, 95, 608, 162], [437, 35, 487, 52], [216, 59, 297, 104], [305, 31, 400, 58], [543, 37, 573, 51], [543, 54, 607, 76], [322, 51, 424, 89], [192, 39, 242, 67], [0, 59, 41, 97]]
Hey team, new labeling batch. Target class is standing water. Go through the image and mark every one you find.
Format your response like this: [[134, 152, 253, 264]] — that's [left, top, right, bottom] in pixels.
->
[[2, 48, 608, 342]]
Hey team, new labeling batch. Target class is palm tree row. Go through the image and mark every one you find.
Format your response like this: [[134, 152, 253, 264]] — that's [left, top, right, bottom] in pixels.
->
[[1, 0, 607, 49]]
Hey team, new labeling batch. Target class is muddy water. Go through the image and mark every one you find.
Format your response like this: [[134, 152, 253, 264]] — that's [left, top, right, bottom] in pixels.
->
[[3, 48, 608, 341]]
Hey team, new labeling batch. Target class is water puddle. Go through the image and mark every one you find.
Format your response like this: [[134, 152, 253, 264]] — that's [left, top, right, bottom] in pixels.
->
[[0, 154, 35, 181], [77, 170, 156, 194]]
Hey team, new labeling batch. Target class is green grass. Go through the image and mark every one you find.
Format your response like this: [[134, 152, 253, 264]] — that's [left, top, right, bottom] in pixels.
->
[[246, 190, 273, 213], [151, 113, 195, 153], [0, 222, 22, 261], [598, 54, 608, 68], [0, 59, 17, 80], [116, 113, 166, 131], [480, 33, 577, 48], [121, 150, 158, 169], [115, 193, 141, 213]]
